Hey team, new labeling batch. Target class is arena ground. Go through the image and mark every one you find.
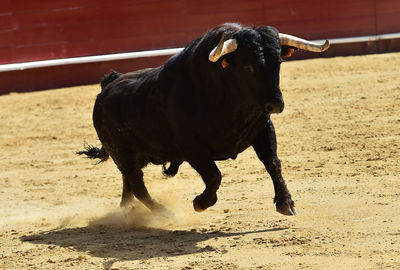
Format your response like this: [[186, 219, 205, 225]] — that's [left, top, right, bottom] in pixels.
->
[[1, 52, 399, 269]]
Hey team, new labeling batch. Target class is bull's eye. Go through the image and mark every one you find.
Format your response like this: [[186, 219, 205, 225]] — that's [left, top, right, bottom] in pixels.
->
[[243, 64, 255, 73]]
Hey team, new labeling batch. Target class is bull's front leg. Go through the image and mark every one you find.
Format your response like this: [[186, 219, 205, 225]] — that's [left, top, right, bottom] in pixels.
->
[[252, 119, 297, 216], [188, 159, 222, 212]]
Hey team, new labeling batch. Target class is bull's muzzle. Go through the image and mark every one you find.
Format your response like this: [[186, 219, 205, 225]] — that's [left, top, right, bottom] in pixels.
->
[[265, 101, 284, 114]]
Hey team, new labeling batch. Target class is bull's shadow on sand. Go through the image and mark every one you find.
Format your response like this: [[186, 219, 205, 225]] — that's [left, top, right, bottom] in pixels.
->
[[20, 218, 287, 262]]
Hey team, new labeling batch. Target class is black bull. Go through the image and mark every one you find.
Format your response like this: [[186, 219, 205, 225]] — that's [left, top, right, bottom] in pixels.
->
[[78, 23, 329, 216]]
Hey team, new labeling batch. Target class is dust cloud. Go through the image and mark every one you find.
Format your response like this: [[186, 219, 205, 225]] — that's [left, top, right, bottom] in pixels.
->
[[57, 192, 200, 230]]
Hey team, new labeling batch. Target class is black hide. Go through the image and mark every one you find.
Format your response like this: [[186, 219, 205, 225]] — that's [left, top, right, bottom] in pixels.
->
[[80, 23, 297, 215]]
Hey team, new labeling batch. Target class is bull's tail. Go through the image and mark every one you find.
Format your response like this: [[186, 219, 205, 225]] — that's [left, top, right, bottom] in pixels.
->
[[100, 70, 121, 91], [77, 143, 109, 163], [162, 161, 183, 177]]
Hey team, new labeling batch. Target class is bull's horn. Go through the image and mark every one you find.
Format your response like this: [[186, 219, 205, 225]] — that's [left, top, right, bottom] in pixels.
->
[[209, 33, 238, 62], [279, 33, 329, 52]]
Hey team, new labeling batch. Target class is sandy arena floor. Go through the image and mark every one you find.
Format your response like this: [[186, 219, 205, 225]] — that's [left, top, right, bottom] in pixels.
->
[[1, 52, 399, 269]]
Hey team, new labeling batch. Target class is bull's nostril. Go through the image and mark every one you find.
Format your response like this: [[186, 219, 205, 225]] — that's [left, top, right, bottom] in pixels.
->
[[266, 105, 273, 112]]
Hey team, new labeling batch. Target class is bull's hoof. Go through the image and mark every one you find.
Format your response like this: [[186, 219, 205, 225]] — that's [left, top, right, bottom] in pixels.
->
[[120, 195, 135, 209], [274, 197, 298, 216], [121, 205, 136, 218], [193, 199, 205, 212], [193, 194, 217, 212]]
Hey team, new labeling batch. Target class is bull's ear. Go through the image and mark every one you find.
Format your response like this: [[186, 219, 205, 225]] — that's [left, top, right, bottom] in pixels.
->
[[281, 46, 298, 58]]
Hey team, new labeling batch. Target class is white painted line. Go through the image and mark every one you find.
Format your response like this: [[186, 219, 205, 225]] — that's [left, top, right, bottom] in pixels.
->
[[0, 48, 183, 72], [313, 32, 400, 44], [1, 32, 399, 72]]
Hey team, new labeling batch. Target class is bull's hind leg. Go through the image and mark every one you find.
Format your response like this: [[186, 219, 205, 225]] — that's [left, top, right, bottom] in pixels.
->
[[113, 152, 168, 214], [188, 159, 222, 212], [122, 169, 167, 213], [252, 119, 297, 216], [121, 181, 135, 209]]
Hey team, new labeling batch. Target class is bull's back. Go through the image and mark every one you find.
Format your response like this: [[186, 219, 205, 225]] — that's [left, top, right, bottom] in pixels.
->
[[93, 68, 181, 160]]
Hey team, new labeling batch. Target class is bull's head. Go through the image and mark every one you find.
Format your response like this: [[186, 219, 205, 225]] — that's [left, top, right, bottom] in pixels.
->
[[207, 25, 329, 114]]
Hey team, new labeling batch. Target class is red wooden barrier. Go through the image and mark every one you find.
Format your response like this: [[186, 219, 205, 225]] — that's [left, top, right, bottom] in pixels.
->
[[1, 0, 399, 93]]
